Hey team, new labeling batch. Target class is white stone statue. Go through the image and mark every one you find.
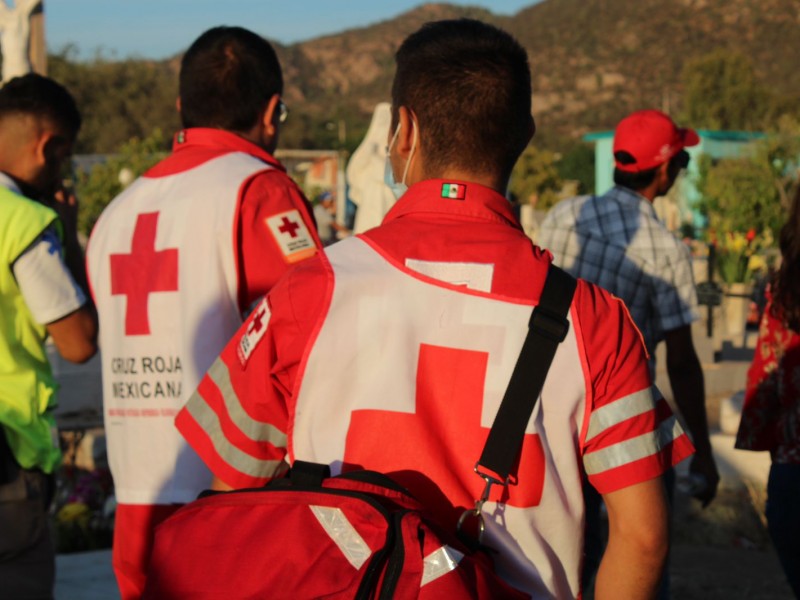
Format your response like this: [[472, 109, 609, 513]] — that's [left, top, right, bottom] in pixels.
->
[[0, 0, 41, 83], [346, 102, 396, 234]]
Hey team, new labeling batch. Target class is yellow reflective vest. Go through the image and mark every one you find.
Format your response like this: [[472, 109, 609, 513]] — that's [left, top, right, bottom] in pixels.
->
[[0, 186, 62, 473]]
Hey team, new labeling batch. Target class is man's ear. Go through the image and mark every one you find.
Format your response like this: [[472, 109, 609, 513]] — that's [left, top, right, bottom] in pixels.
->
[[261, 93, 281, 136], [656, 160, 671, 186], [393, 106, 416, 160], [176, 97, 182, 115], [34, 129, 56, 166]]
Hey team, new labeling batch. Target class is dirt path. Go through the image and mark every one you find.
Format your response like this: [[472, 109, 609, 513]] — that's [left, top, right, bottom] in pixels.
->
[[672, 544, 791, 599], [671, 486, 792, 599]]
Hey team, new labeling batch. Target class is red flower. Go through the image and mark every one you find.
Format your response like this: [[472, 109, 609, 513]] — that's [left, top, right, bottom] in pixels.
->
[[746, 228, 757, 243]]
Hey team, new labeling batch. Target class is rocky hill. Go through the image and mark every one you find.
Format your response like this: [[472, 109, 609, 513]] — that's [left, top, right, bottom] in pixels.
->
[[52, 0, 800, 154], [275, 0, 800, 148]]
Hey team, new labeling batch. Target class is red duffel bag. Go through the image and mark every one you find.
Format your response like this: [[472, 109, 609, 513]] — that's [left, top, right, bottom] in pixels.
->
[[142, 462, 528, 599]]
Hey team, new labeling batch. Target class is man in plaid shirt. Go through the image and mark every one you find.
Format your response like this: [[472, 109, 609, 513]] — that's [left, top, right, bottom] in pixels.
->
[[538, 109, 720, 594]]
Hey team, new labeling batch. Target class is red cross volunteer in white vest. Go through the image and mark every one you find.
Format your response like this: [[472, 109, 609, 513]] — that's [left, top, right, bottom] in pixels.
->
[[177, 21, 692, 600], [86, 27, 321, 600]]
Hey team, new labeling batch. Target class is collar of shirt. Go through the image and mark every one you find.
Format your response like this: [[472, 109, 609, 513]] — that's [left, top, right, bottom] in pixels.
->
[[606, 185, 659, 220], [0, 171, 22, 195], [146, 128, 286, 178], [172, 128, 285, 170], [383, 179, 522, 230]]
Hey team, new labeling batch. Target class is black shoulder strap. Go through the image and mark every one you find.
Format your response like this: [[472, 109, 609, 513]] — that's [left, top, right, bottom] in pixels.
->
[[289, 460, 331, 487], [476, 265, 577, 482]]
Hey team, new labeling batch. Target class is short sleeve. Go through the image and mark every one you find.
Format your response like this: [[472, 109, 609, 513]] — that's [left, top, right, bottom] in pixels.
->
[[651, 242, 698, 333], [176, 256, 329, 489], [236, 170, 321, 312], [12, 226, 86, 325], [575, 281, 695, 494]]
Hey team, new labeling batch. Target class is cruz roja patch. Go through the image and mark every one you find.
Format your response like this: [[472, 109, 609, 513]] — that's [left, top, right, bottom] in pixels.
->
[[238, 298, 270, 366], [266, 209, 317, 263]]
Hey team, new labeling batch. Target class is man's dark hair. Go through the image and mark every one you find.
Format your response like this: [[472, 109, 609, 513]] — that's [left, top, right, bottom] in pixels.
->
[[613, 150, 689, 191], [0, 73, 81, 137], [392, 19, 532, 180], [180, 26, 283, 131], [613, 165, 658, 191]]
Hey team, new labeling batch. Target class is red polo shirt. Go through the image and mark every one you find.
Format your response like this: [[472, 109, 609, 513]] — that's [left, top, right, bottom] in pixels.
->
[[146, 128, 320, 311], [178, 179, 692, 493]]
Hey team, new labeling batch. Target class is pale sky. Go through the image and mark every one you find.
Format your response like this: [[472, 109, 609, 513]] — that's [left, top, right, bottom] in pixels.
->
[[45, 1, 542, 60]]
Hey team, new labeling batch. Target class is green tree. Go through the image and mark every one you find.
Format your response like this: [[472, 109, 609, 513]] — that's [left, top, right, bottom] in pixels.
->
[[760, 115, 800, 210], [49, 48, 180, 154], [680, 50, 771, 131], [510, 145, 563, 210], [697, 154, 783, 239], [696, 118, 800, 241], [556, 143, 595, 194], [75, 130, 169, 236]]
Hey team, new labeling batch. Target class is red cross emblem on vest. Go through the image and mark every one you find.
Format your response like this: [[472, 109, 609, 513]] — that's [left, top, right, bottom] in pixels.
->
[[277, 215, 300, 238], [343, 344, 545, 524], [110, 212, 179, 336], [249, 306, 266, 335]]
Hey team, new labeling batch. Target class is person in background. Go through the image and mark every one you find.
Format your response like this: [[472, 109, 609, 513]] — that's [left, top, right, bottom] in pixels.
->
[[537, 109, 719, 595], [0, 73, 97, 599], [314, 190, 349, 245], [736, 186, 800, 598], [86, 26, 321, 599], [177, 20, 693, 599]]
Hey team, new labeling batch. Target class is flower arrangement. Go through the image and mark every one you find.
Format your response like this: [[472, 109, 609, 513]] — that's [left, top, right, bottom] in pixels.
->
[[52, 466, 115, 553], [713, 229, 774, 284]]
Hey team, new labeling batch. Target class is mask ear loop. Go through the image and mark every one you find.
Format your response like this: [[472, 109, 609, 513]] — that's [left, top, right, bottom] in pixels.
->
[[385, 122, 402, 183], [401, 119, 417, 186], [386, 122, 401, 155]]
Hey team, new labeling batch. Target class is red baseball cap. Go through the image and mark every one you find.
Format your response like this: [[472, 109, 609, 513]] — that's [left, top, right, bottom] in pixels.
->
[[613, 110, 700, 173]]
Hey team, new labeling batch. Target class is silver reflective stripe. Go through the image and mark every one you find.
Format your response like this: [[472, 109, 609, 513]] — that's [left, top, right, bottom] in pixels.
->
[[206, 359, 288, 447], [310, 506, 372, 570], [185, 393, 285, 478], [584, 415, 683, 476], [421, 545, 464, 587], [585, 387, 657, 443]]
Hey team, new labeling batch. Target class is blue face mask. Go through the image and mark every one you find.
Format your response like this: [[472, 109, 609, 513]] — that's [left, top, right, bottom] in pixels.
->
[[383, 120, 417, 200]]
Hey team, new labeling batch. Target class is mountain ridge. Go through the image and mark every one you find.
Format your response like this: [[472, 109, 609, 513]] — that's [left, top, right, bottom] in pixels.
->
[[275, 0, 800, 147], [50, 0, 800, 154]]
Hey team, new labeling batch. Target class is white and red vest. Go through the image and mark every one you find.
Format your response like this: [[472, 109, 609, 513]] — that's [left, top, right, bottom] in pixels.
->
[[291, 237, 587, 598], [88, 152, 271, 504]]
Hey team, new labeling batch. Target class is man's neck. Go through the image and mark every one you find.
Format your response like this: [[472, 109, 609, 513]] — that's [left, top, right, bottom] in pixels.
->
[[0, 170, 21, 193], [0, 169, 37, 199], [620, 183, 657, 203], [233, 122, 277, 156]]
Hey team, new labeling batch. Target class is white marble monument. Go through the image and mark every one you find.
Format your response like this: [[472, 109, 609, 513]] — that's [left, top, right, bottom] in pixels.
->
[[346, 102, 396, 234], [0, 0, 42, 83]]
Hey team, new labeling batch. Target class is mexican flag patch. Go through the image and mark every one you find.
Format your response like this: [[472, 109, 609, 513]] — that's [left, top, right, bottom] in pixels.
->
[[441, 183, 466, 200]]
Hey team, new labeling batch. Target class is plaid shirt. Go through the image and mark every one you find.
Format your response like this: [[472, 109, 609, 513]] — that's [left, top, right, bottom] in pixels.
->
[[538, 185, 698, 358]]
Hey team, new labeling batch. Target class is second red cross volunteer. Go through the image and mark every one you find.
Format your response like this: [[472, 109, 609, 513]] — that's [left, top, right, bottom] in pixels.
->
[[86, 27, 321, 600], [177, 178, 694, 597], [178, 20, 693, 599]]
